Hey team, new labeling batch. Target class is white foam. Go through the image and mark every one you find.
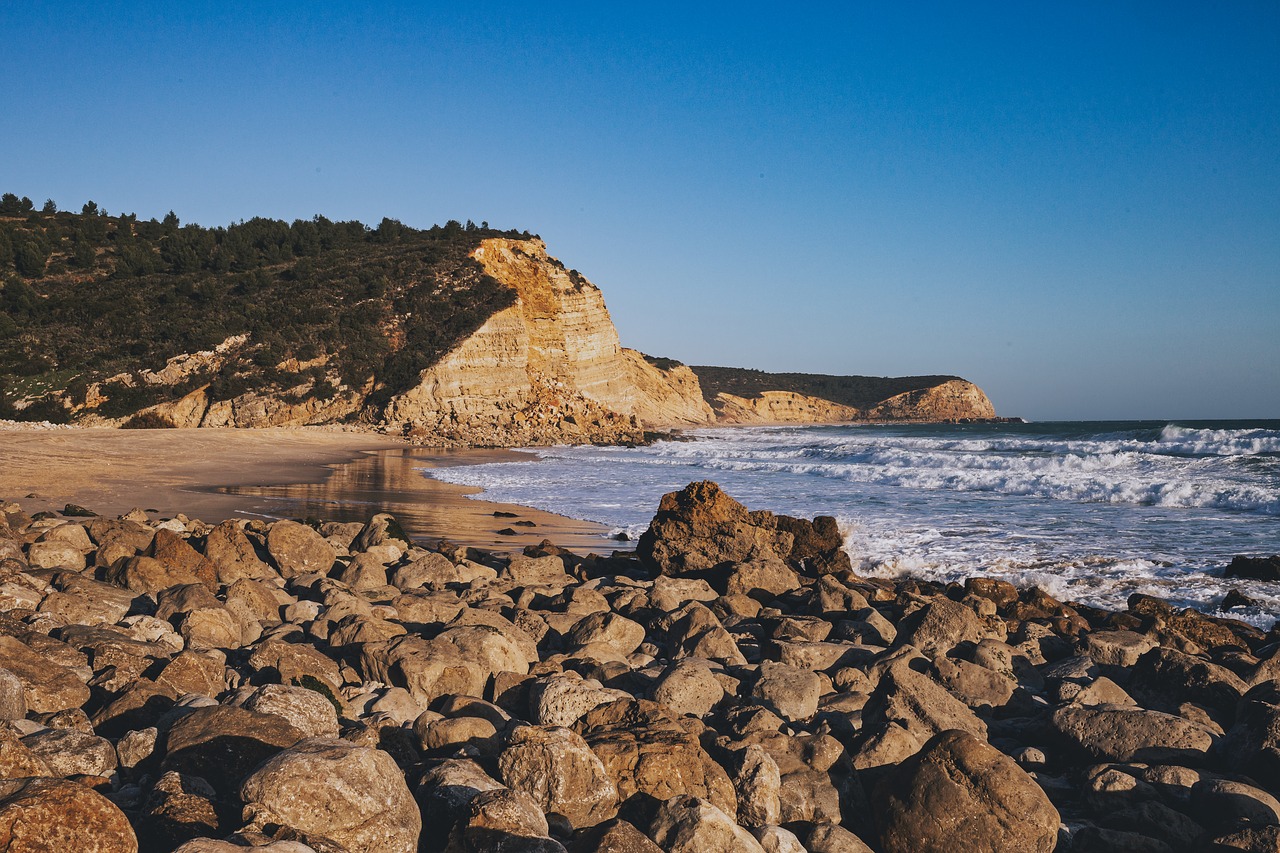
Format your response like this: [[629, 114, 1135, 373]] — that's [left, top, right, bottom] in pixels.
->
[[420, 420, 1280, 626]]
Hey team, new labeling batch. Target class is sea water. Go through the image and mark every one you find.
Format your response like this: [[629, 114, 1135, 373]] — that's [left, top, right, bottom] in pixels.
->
[[420, 421, 1280, 626]]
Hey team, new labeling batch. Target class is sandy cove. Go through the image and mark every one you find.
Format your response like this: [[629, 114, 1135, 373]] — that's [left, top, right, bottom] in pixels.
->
[[0, 427, 613, 553]]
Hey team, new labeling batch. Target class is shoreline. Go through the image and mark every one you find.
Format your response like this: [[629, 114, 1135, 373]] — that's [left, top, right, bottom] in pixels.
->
[[0, 427, 615, 554]]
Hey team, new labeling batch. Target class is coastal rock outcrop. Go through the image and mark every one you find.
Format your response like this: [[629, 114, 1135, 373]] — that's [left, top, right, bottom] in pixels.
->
[[19, 479, 1275, 850]]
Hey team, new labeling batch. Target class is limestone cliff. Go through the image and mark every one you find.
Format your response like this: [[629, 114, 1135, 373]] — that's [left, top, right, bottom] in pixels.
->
[[5, 198, 1000, 440], [382, 239, 714, 444], [866, 378, 997, 421], [692, 367, 999, 424]]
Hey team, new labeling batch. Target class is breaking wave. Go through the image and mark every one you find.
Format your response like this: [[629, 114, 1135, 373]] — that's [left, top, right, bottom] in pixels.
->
[[421, 419, 1280, 624]]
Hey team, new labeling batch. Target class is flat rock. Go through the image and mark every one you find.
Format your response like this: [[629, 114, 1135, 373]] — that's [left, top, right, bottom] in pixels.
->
[[0, 635, 89, 714], [1050, 703, 1217, 764]]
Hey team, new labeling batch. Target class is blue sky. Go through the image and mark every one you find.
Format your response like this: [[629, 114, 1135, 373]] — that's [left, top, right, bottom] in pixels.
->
[[3, 2, 1277, 419]]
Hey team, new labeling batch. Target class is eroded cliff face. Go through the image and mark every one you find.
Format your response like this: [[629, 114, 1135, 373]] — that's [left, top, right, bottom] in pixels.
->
[[708, 379, 996, 424], [383, 238, 714, 444], [52, 235, 998, 441], [867, 379, 997, 421], [712, 391, 863, 425]]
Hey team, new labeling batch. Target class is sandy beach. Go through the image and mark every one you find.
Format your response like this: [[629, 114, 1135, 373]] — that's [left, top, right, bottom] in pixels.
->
[[0, 426, 614, 553]]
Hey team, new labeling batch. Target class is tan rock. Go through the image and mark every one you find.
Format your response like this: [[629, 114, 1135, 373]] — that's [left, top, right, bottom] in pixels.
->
[[637, 481, 793, 574], [0, 777, 138, 852], [266, 520, 335, 578], [240, 737, 421, 853], [0, 635, 89, 714], [874, 730, 1059, 853], [650, 795, 766, 853], [498, 725, 619, 829]]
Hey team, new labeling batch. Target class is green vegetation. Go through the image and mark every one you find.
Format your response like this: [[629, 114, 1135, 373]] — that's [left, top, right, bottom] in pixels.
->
[[0, 194, 530, 421], [691, 366, 965, 410]]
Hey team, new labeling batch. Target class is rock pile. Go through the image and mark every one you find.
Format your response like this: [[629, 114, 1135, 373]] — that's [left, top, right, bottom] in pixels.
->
[[0, 480, 1277, 851]]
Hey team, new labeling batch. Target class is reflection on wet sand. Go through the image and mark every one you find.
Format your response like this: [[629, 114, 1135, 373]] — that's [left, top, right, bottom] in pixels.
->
[[216, 447, 623, 555]]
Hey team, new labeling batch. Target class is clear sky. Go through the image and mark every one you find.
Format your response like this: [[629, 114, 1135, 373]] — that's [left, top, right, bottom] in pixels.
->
[[3, 2, 1277, 420]]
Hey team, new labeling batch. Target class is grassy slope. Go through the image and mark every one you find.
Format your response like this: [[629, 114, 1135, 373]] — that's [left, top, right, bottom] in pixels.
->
[[0, 205, 524, 422]]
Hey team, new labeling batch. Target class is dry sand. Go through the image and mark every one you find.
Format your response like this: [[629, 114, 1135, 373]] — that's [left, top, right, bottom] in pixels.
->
[[0, 427, 616, 553]]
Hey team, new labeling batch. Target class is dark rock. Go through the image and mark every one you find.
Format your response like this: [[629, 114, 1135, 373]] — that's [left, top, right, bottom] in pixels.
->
[[162, 705, 304, 796], [1225, 556, 1280, 583], [637, 481, 793, 574]]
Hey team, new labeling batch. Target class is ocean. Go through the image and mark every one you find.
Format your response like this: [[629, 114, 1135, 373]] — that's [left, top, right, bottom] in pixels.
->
[[420, 420, 1280, 627]]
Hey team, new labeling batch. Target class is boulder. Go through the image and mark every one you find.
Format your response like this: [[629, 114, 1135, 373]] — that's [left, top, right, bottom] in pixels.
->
[[775, 513, 853, 575], [863, 658, 987, 742], [266, 520, 336, 578], [1224, 555, 1280, 582], [25, 540, 86, 571], [0, 777, 138, 852], [21, 728, 117, 777], [637, 481, 793, 574], [240, 737, 421, 853], [0, 635, 89, 714], [751, 661, 822, 722], [649, 795, 767, 853], [162, 705, 304, 795], [531, 673, 631, 727], [203, 520, 273, 584], [150, 529, 219, 592], [894, 597, 989, 659], [1049, 703, 1216, 764], [1086, 630, 1158, 667], [728, 744, 781, 828], [873, 730, 1059, 853], [581, 721, 737, 819], [498, 725, 619, 829], [805, 823, 876, 853], [452, 788, 565, 852], [241, 684, 340, 739], [651, 659, 724, 718]]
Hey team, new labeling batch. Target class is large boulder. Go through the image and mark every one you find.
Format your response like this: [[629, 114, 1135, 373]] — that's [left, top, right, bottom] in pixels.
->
[[649, 795, 766, 853], [0, 777, 138, 852], [498, 725, 619, 829], [1049, 703, 1216, 764], [0, 635, 89, 714], [873, 730, 1059, 853], [266, 520, 335, 578], [240, 737, 421, 853], [637, 481, 793, 574], [162, 705, 304, 796]]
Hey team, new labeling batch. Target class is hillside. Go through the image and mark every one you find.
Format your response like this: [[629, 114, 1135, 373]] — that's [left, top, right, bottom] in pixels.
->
[[0, 194, 998, 442]]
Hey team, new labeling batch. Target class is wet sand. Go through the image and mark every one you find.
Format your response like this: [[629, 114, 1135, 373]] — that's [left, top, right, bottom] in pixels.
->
[[0, 428, 616, 554]]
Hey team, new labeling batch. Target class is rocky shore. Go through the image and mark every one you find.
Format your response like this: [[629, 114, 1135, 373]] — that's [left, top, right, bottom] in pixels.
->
[[0, 481, 1277, 852]]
